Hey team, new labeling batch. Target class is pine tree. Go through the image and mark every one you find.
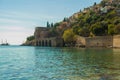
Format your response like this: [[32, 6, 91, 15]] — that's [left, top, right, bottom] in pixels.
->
[[94, 2, 97, 6], [80, 9, 82, 12], [51, 23, 54, 28], [63, 17, 68, 22], [47, 21, 50, 28]]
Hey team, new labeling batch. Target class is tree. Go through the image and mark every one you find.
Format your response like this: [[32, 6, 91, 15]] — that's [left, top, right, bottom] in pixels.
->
[[53, 22, 60, 28], [101, 21, 108, 34], [90, 22, 106, 36], [62, 29, 76, 43], [73, 26, 80, 35], [73, 26, 90, 37], [94, 2, 97, 6], [100, 1, 106, 7], [79, 27, 90, 37], [51, 23, 54, 28], [47, 21, 50, 28], [114, 24, 120, 34], [27, 35, 35, 41], [63, 17, 68, 22], [106, 10, 116, 19], [114, 19, 120, 25], [80, 9, 82, 12], [108, 24, 115, 35]]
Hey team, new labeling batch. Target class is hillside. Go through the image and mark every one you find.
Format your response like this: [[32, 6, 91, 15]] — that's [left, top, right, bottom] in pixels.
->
[[67, 0, 120, 36], [25, 0, 120, 45]]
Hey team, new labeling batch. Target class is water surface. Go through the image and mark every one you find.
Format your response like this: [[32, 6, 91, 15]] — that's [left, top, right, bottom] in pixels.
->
[[0, 46, 120, 80]]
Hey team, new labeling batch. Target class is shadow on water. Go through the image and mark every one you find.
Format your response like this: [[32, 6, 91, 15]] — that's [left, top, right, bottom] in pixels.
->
[[32, 47, 120, 80]]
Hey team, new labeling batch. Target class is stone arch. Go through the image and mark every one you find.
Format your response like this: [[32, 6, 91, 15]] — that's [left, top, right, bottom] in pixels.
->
[[42, 40, 44, 46], [45, 40, 47, 46], [39, 40, 41, 46], [49, 40, 52, 47], [36, 41, 39, 46]]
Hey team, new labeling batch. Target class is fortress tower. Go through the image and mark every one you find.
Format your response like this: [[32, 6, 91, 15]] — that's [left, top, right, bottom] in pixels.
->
[[34, 27, 50, 39]]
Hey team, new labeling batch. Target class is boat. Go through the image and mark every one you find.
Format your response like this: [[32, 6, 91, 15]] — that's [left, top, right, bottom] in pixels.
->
[[1, 43, 9, 46], [0, 40, 9, 46]]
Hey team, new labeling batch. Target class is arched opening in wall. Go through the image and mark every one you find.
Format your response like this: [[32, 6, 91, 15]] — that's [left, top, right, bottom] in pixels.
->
[[42, 40, 44, 46], [49, 40, 52, 47], [45, 40, 47, 46], [39, 41, 41, 46], [36, 41, 39, 46]]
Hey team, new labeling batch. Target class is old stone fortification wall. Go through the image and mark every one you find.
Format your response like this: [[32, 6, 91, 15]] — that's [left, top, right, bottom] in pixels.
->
[[35, 37, 63, 47], [113, 35, 120, 48], [26, 26, 120, 48], [75, 36, 86, 47], [76, 36, 113, 48], [33, 27, 64, 47], [34, 27, 50, 39], [75, 35, 120, 48], [85, 36, 113, 48]]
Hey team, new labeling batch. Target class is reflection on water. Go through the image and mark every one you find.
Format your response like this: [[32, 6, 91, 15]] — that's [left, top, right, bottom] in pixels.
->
[[0, 46, 120, 80]]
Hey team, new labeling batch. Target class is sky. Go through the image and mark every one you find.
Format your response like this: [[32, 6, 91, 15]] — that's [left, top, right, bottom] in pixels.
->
[[0, 0, 101, 45]]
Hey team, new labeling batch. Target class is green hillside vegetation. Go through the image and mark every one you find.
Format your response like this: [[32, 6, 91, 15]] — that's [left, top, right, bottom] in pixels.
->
[[72, 9, 120, 36], [26, 0, 120, 44], [70, 1, 119, 36], [67, 1, 119, 40], [27, 35, 35, 41]]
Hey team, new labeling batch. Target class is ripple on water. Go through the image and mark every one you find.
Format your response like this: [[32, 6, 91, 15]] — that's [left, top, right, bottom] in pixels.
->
[[0, 46, 120, 80]]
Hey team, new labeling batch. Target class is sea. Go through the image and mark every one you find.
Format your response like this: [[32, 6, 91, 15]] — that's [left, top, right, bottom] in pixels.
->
[[0, 46, 120, 80]]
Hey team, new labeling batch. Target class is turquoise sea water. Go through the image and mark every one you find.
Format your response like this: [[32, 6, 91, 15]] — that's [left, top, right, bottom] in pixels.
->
[[0, 46, 120, 80]]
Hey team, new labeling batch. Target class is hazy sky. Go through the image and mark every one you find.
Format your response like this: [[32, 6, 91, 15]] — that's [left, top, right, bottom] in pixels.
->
[[0, 0, 101, 45]]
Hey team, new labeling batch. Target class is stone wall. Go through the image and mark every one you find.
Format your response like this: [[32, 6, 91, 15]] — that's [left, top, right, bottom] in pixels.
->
[[34, 27, 64, 47], [35, 37, 64, 47], [113, 35, 120, 48], [76, 35, 120, 48], [34, 27, 50, 39], [75, 36, 86, 47], [86, 36, 113, 48], [76, 36, 113, 48], [27, 26, 120, 48]]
